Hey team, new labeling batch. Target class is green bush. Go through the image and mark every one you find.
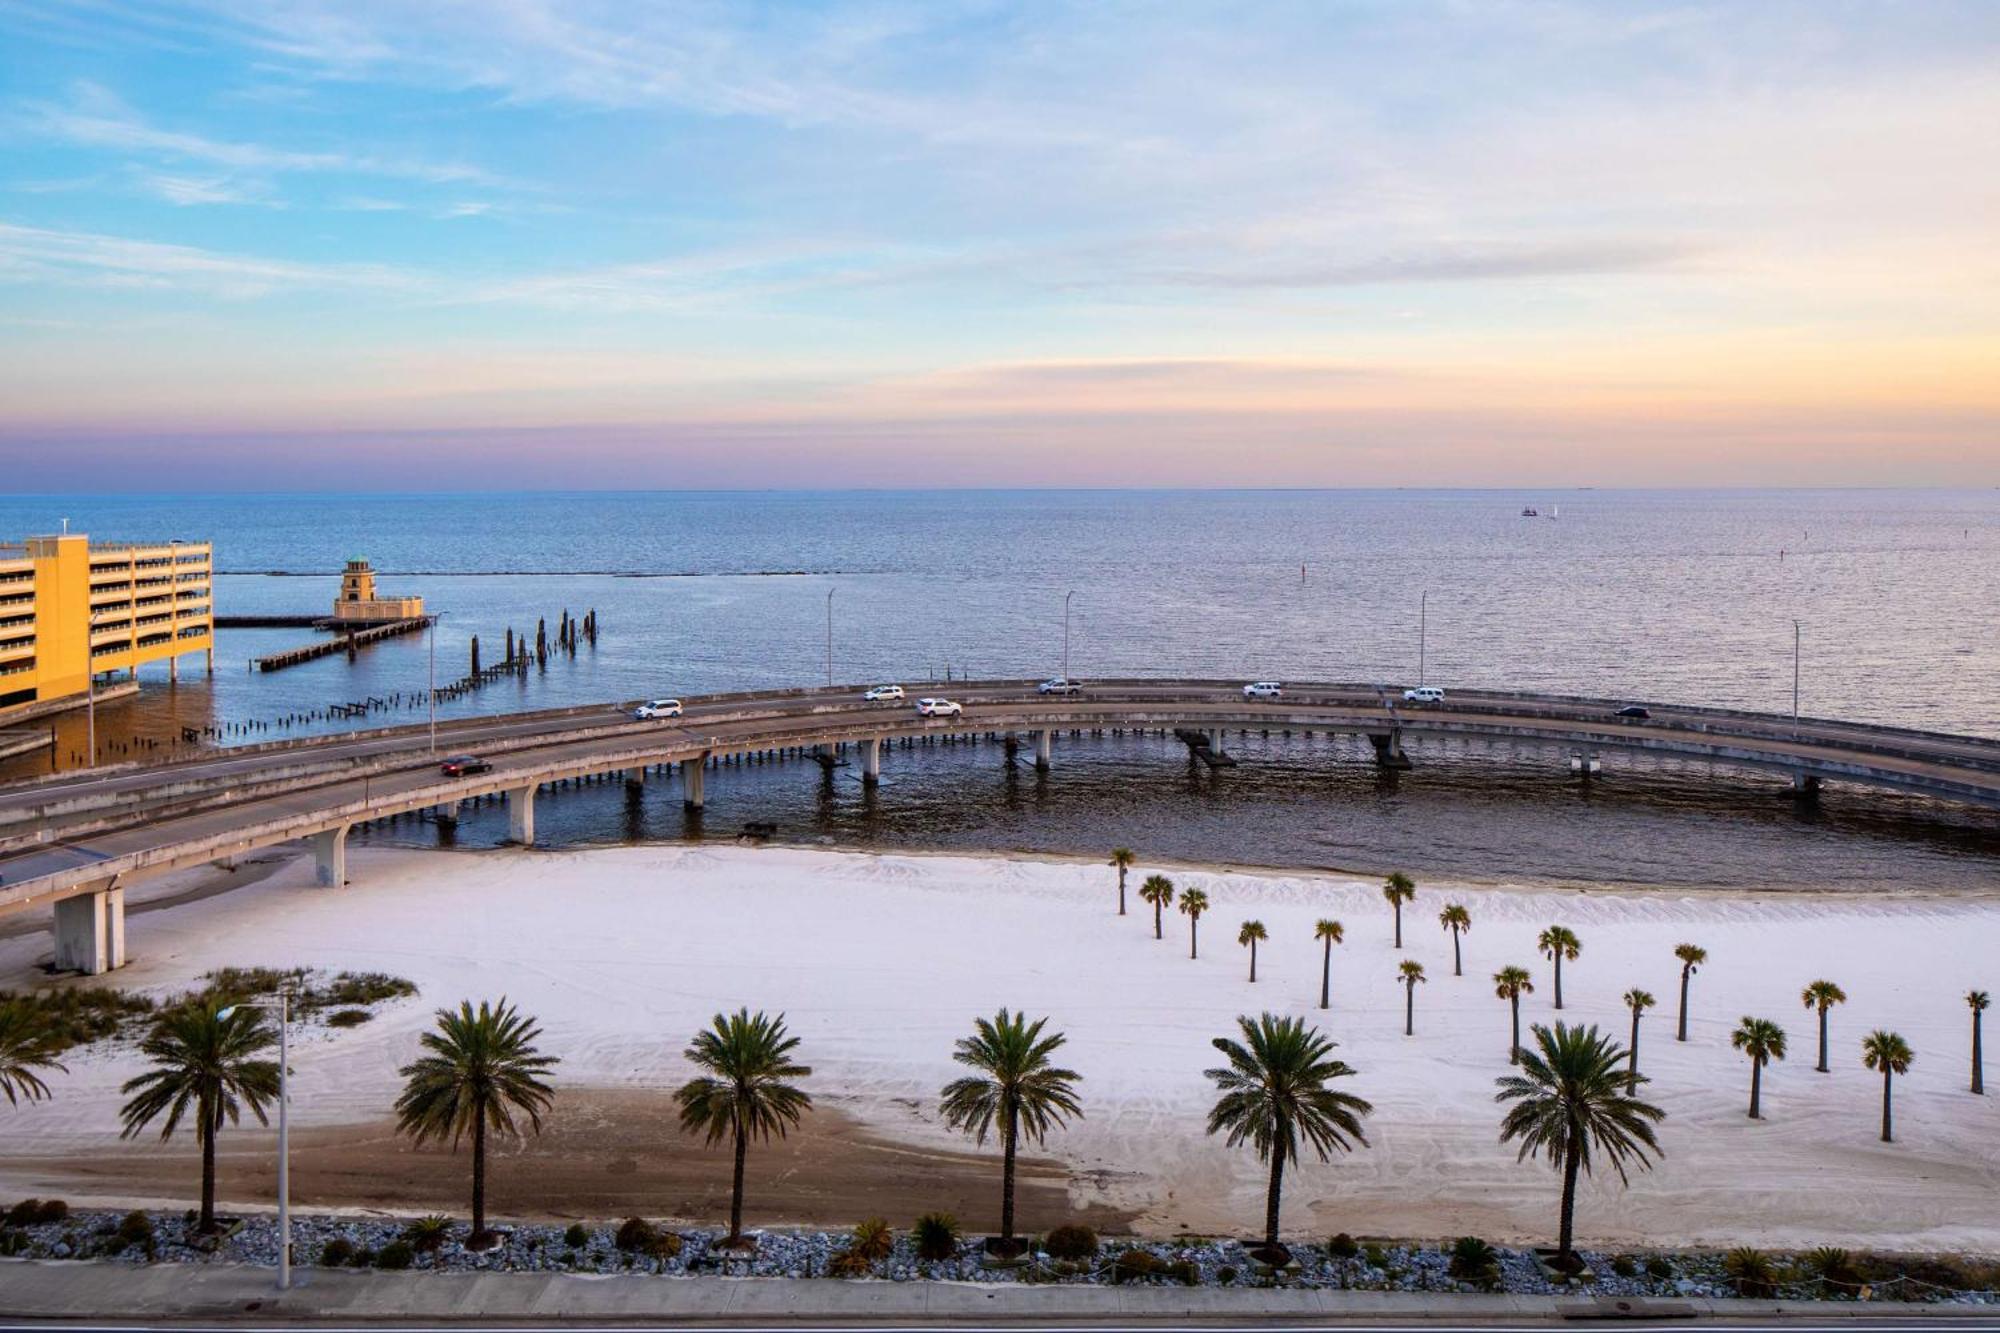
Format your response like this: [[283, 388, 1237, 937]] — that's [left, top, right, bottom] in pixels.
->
[[320, 971, 419, 1007], [349, 1247, 377, 1268], [615, 1217, 659, 1252], [327, 1009, 373, 1028], [563, 1223, 591, 1248], [1216, 1264, 1238, 1285], [376, 1240, 415, 1270], [1169, 1258, 1199, 1285], [912, 1212, 959, 1262], [116, 1211, 154, 1250], [1044, 1224, 1098, 1261], [6, 1199, 69, 1227], [0, 988, 155, 1055], [1327, 1232, 1360, 1259], [0, 1229, 27, 1258], [1645, 1255, 1674, 1279], [320, 1238, 356, 1267], [1363, 1242, 1391, 1269], [1610, 1254, 1638, 1278], [1111, 1249, 1162, 1283], [847, 1218, 894, 1262], [402, 1215, 452, 1253], [1724, 1247, 1778, 1299], [1448, 1236, 1499, 1282]]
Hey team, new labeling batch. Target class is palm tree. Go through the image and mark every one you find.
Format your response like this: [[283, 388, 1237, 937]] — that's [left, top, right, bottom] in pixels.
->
[[1139, 874, 1175, 941], [0, 1000, 66, 1107], [1970, 991, 1989, 1096], [1538, 926, 1581, 1010], [1800, 980, 1846, 1074], [938, 1009, 1083, 1249], [1109, 847, 1135, 916], [1399, 959, 1426, 1036], [1180, 888, 1210, 960], [1495, 1022, 1664, 1267], [1731, 1017, 1786, 1120], [1495, 966, 1534, 1065], [1238, 920, 1268, 982], [119, 1000, 279, 1234], [1204, 1013, 1372, 1255], [1622, 989, 1655, 1094], [1382, 872, 1416, 948], [394, 998, 559, 1244], [1313, 919, 1344, 1010], [1673, 943, 1706, 1042], [1439, 903, 1471, 976], [675, 1009, 813, 1246], [1861, 1030, 1913, 1143]]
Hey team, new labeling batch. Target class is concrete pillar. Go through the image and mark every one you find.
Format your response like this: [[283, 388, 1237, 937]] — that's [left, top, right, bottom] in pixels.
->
[[860, 737, 882, 784], [105, 886, 126, 969], [1368, 731, 1413, 770], [625, 767, 646, 788], [435, 799, 460, 824], [1034, 728, 1053, 770], [684, 756, 707, 809], [53, 888, 124, 975], [1792, 771, 1822, 798], [309, 823, 350, 887], [506, 785, 536, 845]]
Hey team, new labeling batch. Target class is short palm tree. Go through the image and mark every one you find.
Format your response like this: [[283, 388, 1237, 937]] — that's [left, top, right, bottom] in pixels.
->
[[1398, 959, 1426, 1036], [1622, 989, 1655, 1094], [119, 1000, 279, 1234], [1969, 991, 1988, 1096], [1800, 980, 1846, 1074], [1731, 1017, 1786, 1120], [1439, 903, 1471, 976], [1495, 966, 1534, 1065], [1673, 943, 1706, 1042], [1861, 1030, 1912, 1143], [1239, 920, 1268, 982], [1180, 888, 1210, 960], [938, 1009, 1083, 1248], [675, 1009, 813, 1246], [1538, 926, 1581, 1010], [0, 1000, 66, 1107], [1383, 872, 1416, 948], [1139, 874, 1175, 940], [395, 998, 559, 1244], [1109, 847, 1135, 916], [1205, 1013, 1372, 1254], [1313, 920, 1344, 1010], [1495, 1022, 1664, 1267]]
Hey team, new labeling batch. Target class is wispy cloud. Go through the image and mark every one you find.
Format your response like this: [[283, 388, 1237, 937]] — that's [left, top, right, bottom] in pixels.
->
[[0, 220, 420, 299], [132, 170, 280, 208]]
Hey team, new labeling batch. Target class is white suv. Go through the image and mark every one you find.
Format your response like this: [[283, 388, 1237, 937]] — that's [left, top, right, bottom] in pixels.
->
[[1403, 686, 1445, 704], [1038, 678, 1083, 695], [634, 698, 683, 719], [916, 697, 963, 717], [1243, 681, 1283, 699], [864, 684, 906, 701]]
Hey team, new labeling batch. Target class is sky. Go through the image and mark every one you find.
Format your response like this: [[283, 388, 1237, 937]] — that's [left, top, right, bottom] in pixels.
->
[[0, 0, 1996, 489]]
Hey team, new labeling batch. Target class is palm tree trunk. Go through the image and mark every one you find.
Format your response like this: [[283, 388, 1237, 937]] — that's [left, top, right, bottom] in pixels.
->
[[1320, 941, 1331, 1009], [1748, 1057, 1762, 1119], [1880, 1071, 1894, 1143], [199, 1094, 217, 1234], [999, 1103, 1018, 1242], [729, 1118, 748, 1242], [1249, 940, 1257, 983], [1153, 902, 1162, 940], [1404, 981, 1415, 1036], [1677, 967, 1691, 1042], [1510, 995, 1521, 1065], [1627, 1010, 1640, 1094], [1190, 918, 1199, 960], [1393, 902, 1402, 949], [1557, 1134, 1582, 1262], [1452, 928, 1462, 976], [1263, 1143, 1285, 1250], [1973, 1012, 1984, 1095], [1117, 868, 1126, 916], [1817, 1009, 1830, 1073], [472, 1110, 487, 1238], [1553, 954, 1564, 1010]]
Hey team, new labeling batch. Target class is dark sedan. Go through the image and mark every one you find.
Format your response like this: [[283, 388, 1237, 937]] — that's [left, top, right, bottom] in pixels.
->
[[439, 755, 492, 776], [1615, 705, 1651, 720]]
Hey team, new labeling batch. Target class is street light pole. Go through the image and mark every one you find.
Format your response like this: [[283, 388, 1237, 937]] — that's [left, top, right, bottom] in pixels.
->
[[217, 992, 290, 1290], [825, 588, 835, 688], [427, 613, 447, 756], [1419, 590, 1428, 687], [1792, 619, 1801, 736], [85, 669, 96, 769], [1063, 590, 1077, 680]]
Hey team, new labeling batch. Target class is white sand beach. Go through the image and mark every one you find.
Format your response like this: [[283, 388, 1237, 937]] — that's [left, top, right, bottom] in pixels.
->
[[2, 843, 1996, 1251]]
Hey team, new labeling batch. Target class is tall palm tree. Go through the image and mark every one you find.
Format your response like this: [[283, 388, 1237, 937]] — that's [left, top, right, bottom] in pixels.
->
[[938, 1009, 1083, 1248], [394, 998, 559, 1244], [675, 1009, 813, 1246], [1495, 1022, 1664, 1267], [1495, 966, 1534, 1065], [1673, 943, 1707, 1042], [1731, 1017, 1786, 1120], [1313, 920, 1344, 1010], [1398, 959, 1426, 1036], [1180, 888, 1210, 960], [1538, 926, 1581, 1010], [1968, 991, 1989, 1096], [1800, 980, 1846, 1074], [1109, 848, 1135, 916], [1439, 903, 1471, 976], [1204, 1012, 1372, 1254], [1238, 920, 1268, 982], [1622, 989, 1655, 1095], [119, 1000, 279, 1234], [1861, 1030, 1913, 1143], [1139, 874, 1175, 941], [1382, 872, 1416, 949], [0, 1000, 66, 1107]]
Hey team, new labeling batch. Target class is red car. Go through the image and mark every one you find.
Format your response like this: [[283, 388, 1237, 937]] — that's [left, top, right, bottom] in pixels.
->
[[439, 755, 492, 776]]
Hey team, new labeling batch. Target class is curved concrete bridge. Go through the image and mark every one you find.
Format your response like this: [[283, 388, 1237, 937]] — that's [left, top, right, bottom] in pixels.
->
[[2, 679, 1995, 973]]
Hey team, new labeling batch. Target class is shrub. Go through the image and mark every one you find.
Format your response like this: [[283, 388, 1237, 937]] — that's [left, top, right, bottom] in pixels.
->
[[1328, 1232, 1360, 1259], [1044, 1224, 1098, 1261], [1111, 1249, 1162, 1283], [1217, 1265, 1238, 1285], [1449, 1236, 1499, 1283], [653, 1230, 684, 1260], [321, 971, 418, 1007], [1363, 1242, 1391, 1270], [1806, 1246, 1857, 1289], [615, 1217, 659, 1252], [1724, 1247, 1778, 1299], [349, 1247, 377, 1268], [0, 1230, 27, 1258], [403, 1215, 452, 1254], [0, 987, 154, 1054], [376, 1240, 415, 1270], [1169, 1258, 1199, 1285], [6, 1199, 69, 1227], [912, 1212, 959, 1262], [116, 1211, 154, 1250], [320, 1238, 356, 1267], [847, 1218, 894, 1263], [1610, 1254, 1638, 1278], [327, 1009, 373, 1028], [563, 1223, 591, 1248], [1645, 1255, 1674, 1280]]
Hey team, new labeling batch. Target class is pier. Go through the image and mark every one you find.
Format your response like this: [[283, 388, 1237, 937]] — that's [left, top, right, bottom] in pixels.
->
[[251, 616, 433, 672]]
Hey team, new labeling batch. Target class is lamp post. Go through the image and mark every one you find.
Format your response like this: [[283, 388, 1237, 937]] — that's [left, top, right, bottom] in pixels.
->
[[216, 992, 291, 1290], [825, 588, 835, 688], [1063, 590, 1077, 680], [85, 669, 96, 769], [427, 613, 447, 755], [1418, 590, 1428, 687], [1792, 619, 1801, 737]]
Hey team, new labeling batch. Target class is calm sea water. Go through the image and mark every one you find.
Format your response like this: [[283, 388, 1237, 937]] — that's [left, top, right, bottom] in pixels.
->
[[3, 490, 1995, 889]]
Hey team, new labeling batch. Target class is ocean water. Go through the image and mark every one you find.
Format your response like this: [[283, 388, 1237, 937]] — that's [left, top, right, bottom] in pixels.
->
[[3, 489, 1995, 889]]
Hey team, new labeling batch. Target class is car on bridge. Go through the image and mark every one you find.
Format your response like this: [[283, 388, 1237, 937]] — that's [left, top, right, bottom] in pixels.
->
[[864, 684, 906, 701], [1243, 681, 1283, 698], [916, 697, 963, 717], [1615, 704, 1652, 720], [439, 755, 492, 776], [1038, 678, 1084, 695], [633, 698, 683, 719], [1403, 686, 1446, 704]]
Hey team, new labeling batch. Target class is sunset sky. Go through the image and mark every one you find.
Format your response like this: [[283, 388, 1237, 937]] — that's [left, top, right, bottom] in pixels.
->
[[1, 1, 1995, 488]]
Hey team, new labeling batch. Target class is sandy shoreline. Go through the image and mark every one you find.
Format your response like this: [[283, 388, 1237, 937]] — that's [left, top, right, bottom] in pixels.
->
[[2, 842, 1996, 1249]]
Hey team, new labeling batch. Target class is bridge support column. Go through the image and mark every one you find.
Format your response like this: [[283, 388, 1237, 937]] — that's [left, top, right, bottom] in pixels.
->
[[54, 886, 126, 975], [1792, 771, 1822, 798], [435, 800, 459, 824], [506, 785, 536, 845], [1034, 729, 1052, 770], [684, 756, 707, 809], [1368, 731, 1412, 770], [625, 767, 646, 788], [860, 737, 882, 784], [309, 823, 350, 886]]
